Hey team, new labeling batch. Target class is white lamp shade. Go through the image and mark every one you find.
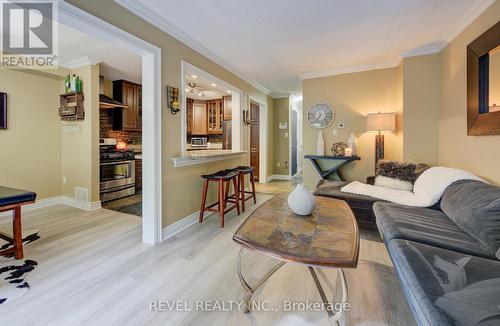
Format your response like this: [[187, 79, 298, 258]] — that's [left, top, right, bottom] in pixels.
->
[[366, 113, 396, 132]]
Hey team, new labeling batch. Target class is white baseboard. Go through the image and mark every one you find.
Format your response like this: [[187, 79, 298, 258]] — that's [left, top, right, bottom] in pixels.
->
[[265, 175, 273, 183], [162, 211, 212, 240], [0, 196, 101, 217], [271, 174, 291, 181], [61, 197, 102, 211]]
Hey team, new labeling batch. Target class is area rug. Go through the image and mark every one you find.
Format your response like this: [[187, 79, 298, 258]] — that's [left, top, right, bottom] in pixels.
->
[[0, 231, 40, 305], [113, 202, 142, 217]]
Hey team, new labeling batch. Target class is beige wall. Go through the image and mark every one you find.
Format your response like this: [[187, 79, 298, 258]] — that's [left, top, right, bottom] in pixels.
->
[[0, 70, 62, 199], [401, 54, 440, 165], [61, 65, 100, 202], [273, 97, 290, 175], [266, 97, 275, 178], [67, 0, 272, 227], [303, 68, 401, 188], [439, 0, 500, 184]]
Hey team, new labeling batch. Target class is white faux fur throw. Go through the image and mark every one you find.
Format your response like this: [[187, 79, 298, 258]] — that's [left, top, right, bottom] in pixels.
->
[[341, 167, 484, 207]]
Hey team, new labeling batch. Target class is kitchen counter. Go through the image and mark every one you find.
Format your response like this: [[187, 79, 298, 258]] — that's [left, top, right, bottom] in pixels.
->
[[171, 150, 247, 167], [186, 143, 223, 151]]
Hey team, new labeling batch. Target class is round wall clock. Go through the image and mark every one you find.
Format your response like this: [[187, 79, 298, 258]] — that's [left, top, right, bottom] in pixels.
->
[[307, 103, 335, 128]]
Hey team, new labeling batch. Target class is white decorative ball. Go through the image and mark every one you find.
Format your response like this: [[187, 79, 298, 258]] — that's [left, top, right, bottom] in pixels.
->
[[287, 184, 316, 216]]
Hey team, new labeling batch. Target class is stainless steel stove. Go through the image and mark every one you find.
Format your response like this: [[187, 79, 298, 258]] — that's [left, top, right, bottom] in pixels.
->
[[99, 138, 136, 202]]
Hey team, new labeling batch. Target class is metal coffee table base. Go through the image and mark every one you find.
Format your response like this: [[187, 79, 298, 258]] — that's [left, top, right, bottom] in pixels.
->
[[237, 247, 348, 326]]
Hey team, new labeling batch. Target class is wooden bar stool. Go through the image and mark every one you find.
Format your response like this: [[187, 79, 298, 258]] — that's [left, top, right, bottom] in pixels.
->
[[199, 169, 240, 228], [233, 166, 257, 212]]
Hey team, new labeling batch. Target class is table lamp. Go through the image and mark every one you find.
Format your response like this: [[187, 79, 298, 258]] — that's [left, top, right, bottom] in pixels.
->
[[366, 112, 396, 165]]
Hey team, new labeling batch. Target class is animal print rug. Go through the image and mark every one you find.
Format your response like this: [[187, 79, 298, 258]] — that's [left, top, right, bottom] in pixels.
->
[[0, 231, 40, 305]]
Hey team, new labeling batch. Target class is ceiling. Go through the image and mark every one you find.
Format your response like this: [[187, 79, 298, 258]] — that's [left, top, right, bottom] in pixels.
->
[[120, 0, 494, 96], [185, 74, 229, 101], [58, 23, 142, 84]]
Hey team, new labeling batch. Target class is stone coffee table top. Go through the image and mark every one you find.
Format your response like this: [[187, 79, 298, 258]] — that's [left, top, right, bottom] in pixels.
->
[[233, 193, 359, 268]]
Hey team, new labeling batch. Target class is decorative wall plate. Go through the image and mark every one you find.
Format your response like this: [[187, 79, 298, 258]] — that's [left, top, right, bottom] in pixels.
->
[[307, 103, 334, 128]]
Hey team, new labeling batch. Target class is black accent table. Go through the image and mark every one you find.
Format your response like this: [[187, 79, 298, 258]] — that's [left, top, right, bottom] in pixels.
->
[[304, 155, 360, 181]]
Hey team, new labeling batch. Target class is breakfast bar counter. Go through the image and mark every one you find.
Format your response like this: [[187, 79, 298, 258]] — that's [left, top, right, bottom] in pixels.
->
[[171, 150, 247, 167]]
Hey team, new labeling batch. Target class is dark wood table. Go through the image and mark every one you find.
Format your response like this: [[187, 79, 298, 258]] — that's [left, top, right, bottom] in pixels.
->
[[304, 155, 360, 181], [0, 186, 36, 259], [233, 194, 359, 325]]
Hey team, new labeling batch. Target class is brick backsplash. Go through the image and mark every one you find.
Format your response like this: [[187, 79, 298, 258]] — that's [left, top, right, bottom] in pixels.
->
[[100, 110, 141, 144]]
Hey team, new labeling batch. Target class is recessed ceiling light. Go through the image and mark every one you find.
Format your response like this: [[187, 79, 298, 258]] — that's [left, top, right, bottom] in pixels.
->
[[211, 83, 217, 87], [191, 75, 198, 79], [226, 90, 231, 94]]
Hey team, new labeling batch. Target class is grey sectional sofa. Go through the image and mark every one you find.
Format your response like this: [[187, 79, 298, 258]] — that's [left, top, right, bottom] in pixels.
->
[[314, 180, 383, 226], [374, 180, 500, 326]]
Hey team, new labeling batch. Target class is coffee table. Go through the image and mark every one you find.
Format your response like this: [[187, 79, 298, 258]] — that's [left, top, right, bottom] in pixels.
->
[[233, 193, 359, 325]]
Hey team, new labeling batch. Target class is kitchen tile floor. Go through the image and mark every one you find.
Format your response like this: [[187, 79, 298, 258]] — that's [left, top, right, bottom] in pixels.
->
[[102, 193, 142, 217]]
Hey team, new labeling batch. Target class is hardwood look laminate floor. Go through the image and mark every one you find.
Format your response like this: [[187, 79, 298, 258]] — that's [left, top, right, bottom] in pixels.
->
[[0, 194, 415, 326]]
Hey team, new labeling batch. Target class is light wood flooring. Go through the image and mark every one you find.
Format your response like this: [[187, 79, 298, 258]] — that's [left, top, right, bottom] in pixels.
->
[[0, 194, 415, 326], [254, 178, 301, 195]]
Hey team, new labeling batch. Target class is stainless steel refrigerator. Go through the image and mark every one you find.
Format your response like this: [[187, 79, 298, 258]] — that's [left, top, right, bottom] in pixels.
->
[[222, 121, 232, 149]]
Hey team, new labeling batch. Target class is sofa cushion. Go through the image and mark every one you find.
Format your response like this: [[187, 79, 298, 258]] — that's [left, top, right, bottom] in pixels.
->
[[387, 239, 500, 326], [441, 180, 500, 258], [314, 180, 383, 211], [374, 202, 497, 260], [376, 160, 430, 183]]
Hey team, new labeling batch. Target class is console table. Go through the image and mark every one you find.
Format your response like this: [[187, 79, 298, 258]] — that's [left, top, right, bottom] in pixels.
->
[[304, 155, 360, 181], [0, 186, 36, 259]]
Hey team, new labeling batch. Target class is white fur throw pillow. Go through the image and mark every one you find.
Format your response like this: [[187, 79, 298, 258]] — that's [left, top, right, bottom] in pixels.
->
[[375, 175, 414, 191]]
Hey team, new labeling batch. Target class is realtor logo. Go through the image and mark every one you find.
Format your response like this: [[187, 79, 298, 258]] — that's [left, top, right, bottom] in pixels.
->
[[1, 0, 58, 68]]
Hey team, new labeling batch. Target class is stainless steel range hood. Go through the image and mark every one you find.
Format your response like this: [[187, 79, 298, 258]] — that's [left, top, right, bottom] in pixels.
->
[[99, 75, 128, 109], [99, 94, 128, 109]]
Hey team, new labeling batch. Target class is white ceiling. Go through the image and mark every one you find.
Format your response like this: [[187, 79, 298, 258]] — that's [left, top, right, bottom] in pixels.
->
[[58, 23, 142, 84], [185, 74, 228, 100], [120, 0, 494, 96]]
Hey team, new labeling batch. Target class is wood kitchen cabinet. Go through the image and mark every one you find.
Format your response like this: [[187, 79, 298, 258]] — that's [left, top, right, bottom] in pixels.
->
[[207, 99, 223, 134], [186, 98, 194, 134], [135, 158, 142, 191], [113, 80, 142, 131], [223, 95, 232, 121], [192, 101, 207, 135]]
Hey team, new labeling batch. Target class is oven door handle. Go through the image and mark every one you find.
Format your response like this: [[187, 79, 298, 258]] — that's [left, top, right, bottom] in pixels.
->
[[100, 160, 134, 166]]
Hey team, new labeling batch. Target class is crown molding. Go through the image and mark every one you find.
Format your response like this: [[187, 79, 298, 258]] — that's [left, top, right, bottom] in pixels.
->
[[114, 0, 271, 96], [299, 59, 401, 80], [400, 41, 447, 58], [270, 92, 290, 99], [115, 0, 494, 91]]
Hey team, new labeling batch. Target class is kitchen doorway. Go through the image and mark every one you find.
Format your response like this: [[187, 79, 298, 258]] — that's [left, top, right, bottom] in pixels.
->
[[60, 2, 162, 244]]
